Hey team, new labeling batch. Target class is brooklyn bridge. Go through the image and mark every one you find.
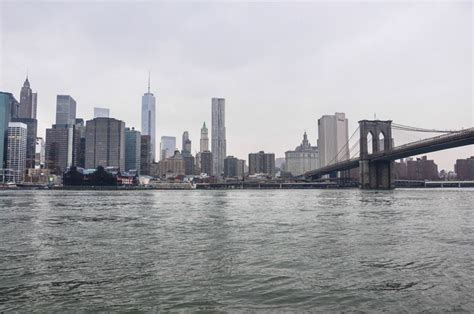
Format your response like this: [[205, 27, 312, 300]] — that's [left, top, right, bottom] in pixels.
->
[[304, 120, 474, 189]]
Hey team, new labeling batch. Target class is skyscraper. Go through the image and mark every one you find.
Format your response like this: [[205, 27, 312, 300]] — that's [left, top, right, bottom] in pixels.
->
[[85, 117, 125, 170], [45, 124, 80, 174], [6, 122, 27, 183], [11, 118, 37, 169], [317, 112, 349, 167], [56, 95, 76, 125], [211, 98, 226, 176], [18, 76, 37, 119], [200, 122, 209, 152], [160, 136, 176, 161], [141, 75, 156, 162], [0, 92, 16, 169], [125, 127, 141, 173], [140, 135, 152, 175], [182, 131, 191, 154], [200, 151, 213, 176], [94, 107, 110, 118]]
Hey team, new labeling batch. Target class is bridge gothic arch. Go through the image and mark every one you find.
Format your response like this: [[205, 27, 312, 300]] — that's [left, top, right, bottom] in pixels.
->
[[359, 120, 394, 189]]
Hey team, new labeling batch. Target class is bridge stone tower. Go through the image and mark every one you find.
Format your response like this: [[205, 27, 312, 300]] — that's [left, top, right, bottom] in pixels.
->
[[359, 120, 395, 189]]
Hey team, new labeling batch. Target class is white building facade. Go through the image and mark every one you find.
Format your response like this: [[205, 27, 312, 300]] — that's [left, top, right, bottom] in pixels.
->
[[317, 112, 349, 167], [6, 122, 27, 183], [211, 98, 226, 177], [285, 132, 319, 176]]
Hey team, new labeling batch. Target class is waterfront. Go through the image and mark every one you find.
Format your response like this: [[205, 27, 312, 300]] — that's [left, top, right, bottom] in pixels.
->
[[0, 189, 473, 311]]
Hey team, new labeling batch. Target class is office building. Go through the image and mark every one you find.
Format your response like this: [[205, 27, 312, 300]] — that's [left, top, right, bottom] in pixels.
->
[[11, 118, 37, 169], [455, 157, 474, 180], [18, 76, 37, 119], [157, 150, 186, 177], [317, 113, 349, 167], [160, 136, 176, 161], [224, 156, 239, 178], [211, 98, 226, 176], [236, 159, 246, 179], [285, 132, 319, 176], [56, 95, 76, 125], [140, 135, 152, 175], [94, 107, 110, 118], [35, 137, 45, 168], [6, 122, 27, 182], [45, 124, 81, 174], [75, 119, 86, 168], [200, 122, 209, 152], [249, 151, 275, 176], [0, 92, 17, 169], [141, 75, 156, 161], [182, 131, 191, 153], [85, 118, 125, 170], [200, 151, 212, 176], [125, 127, 141, 173]]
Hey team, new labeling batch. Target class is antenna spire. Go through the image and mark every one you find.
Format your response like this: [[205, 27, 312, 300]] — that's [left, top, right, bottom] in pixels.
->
[[147, 71, 151, 93]]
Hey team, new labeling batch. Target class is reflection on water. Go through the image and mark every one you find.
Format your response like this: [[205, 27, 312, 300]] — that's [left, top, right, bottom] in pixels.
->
[[0, 189, 473, 311]]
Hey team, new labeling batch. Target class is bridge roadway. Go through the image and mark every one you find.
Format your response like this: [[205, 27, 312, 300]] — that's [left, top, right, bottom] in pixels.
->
[[305, 127, 474, 179]]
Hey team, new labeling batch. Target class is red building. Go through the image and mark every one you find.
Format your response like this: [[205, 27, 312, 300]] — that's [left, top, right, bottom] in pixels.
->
[[455, 157, 474, 180]]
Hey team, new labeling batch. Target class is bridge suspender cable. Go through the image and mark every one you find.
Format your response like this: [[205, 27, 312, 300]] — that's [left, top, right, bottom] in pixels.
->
[[326, 126, 360, 166]]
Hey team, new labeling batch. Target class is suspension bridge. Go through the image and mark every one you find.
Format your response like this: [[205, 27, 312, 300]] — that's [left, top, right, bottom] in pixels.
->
[[304, 120, 474, 189]]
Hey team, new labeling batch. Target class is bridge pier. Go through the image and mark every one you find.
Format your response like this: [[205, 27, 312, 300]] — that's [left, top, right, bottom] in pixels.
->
[[359, 160, 394, 189], [359, 120, 395, 190]]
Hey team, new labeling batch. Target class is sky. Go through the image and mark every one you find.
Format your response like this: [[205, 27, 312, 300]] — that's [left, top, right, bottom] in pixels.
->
[[0, 0, 472, 170]]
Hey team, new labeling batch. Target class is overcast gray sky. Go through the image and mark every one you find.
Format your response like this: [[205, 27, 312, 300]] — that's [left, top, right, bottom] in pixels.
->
[[1, 1, 472, 170]]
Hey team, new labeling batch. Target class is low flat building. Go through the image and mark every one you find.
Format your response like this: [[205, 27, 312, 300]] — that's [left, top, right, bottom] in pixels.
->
[[156, 150, 186, 177]]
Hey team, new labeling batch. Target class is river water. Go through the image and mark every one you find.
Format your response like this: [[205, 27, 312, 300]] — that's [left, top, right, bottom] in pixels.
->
[[0, 189, 473, 311]]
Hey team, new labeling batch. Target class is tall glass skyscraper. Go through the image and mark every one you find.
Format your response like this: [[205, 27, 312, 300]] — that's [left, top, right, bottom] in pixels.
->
[[56, 95, 76, 125], [160, 136, 176, 161], [211, 98, 226, 177], [141, 75, 156, 162]]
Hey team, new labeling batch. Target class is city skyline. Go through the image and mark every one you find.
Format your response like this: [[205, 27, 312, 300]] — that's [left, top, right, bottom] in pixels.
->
[[0, 2, 472, 170]]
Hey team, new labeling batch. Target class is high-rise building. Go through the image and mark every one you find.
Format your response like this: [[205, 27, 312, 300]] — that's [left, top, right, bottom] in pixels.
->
[[285, 132, 319, 176], [45, 124, 81, 174], [200, 151, 212, 176], [6, 122, 27, 183], [224, 156, 239, 178], [211, 98, 226, 176], [160, 136, 176, 161], [141, 75, 156, 161], [94, 107, 110, 118], [125, 127, 141, 173], [74, 119, 86, 168], [182, 131, 192, 154], [11, 118, 37, 169], [0, 92, 17, 169], [85, 117, 125, 170], [56, 95, 77, 125], [200, 122, 209, 152], [455, 157, 474, 180], [317, 112, 349, 167], [248, 151, 275, 176], [140, 135, 152, 175], [18, 76, 37, 119], [35, 137, 45, 168]]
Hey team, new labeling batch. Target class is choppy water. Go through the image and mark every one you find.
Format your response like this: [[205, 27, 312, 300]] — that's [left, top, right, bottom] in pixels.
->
[[0, 189, 473, 312]]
